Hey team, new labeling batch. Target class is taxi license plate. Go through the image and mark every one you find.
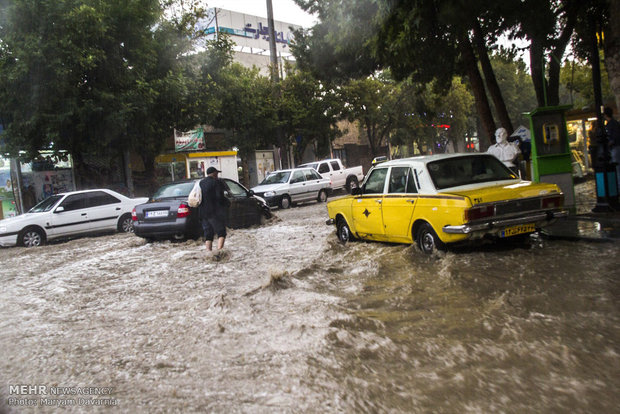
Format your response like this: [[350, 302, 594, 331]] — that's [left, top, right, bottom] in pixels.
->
[[501, 223, 536, 238], [146, 210, 168, 218]]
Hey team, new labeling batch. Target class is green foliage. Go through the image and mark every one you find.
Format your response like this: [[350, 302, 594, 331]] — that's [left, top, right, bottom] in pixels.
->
[[391, 76, 475, 154], [489, 53, 537, 126], [210, 63, 277, 156], [279, 68, 344, 163], [559, 56, 612, 108], [291, 0, 380, 82], [0, 0, 205, 164], [341, 74, 401, 157]]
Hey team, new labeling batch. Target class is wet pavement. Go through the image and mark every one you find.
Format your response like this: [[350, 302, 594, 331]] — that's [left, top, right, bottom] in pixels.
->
[[542, 178, 620, 242]]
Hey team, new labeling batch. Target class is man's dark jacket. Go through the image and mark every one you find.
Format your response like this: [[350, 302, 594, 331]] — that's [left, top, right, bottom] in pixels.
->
[[198, 176, 230, 219], [607, 118, 620, 148]]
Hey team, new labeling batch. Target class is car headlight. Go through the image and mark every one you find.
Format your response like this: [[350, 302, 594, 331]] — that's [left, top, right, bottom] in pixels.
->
[[264, 191, 276, 197]]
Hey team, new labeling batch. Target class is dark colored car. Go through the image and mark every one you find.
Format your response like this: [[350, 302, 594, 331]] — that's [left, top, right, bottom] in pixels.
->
[[132, 178, 271, 241]]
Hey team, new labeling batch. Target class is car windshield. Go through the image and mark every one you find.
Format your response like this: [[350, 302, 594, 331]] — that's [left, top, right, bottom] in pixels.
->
[[28, 195, 63, 213], [151, 182, 195, 199], [299, 163, 318, 170], [260, 171, 290, 185], [427, 155, 517, 189]]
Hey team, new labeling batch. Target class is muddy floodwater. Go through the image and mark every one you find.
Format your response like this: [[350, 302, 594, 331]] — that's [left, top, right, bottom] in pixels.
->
[[1, 185, 619, 413]]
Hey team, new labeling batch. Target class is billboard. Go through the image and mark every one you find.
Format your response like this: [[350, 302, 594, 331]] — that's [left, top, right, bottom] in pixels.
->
[[201, 8, 301, 56], [175, 128, 206, 152]]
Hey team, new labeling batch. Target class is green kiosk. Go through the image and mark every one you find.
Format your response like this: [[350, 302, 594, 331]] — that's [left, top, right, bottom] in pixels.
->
[[525, 105, 575, 213]]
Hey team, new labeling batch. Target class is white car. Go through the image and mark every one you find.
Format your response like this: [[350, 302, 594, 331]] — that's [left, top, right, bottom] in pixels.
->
[[251, 167, 331, 209], [0, 189, 148, 247]]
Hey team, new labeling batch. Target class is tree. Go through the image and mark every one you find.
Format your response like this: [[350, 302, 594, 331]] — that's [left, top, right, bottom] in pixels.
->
[[605, 0, 620, 110], [390, 77, 475, 155], [511, 0, 580, 107], [293, 0, 513, 149], [560, 56, 612, 108], [0, 0, 205, 186], [490, 52, 538, 127], [341, 74, 402, 158], [279, 68, 344, 164], [211, 63, 277, 184]]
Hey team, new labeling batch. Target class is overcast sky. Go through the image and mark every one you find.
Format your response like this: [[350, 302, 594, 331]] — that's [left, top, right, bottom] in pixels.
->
[[204, 0, 318, 27]]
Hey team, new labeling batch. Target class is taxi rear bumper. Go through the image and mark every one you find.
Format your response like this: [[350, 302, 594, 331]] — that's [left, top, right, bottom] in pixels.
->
[[443, 210, 569, 234]]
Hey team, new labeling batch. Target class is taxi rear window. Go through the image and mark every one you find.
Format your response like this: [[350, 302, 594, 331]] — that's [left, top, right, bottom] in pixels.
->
[[428, 155, 516, 189]]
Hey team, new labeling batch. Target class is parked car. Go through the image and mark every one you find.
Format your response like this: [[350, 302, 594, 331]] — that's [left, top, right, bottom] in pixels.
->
[[250, 167, 331, 209], [132, 178, 271, 241], [0, 189, 149, 247], [326, 153, 568, 254], [298, 158, 364, 193]]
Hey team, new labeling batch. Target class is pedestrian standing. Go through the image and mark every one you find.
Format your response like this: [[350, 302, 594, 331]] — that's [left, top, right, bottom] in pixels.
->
[[604, 107, 620, 193], [199, 167, 231, 258]]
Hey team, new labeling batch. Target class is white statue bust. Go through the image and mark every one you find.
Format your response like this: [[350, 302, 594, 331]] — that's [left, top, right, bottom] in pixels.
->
[[488, 127, 520, 168]]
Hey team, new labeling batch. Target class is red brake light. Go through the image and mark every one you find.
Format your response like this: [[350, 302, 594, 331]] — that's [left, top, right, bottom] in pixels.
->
[[541, 194, 563, 209], [132, 207, 137, 221], [465, 205, 495, 222], [177, 203, 190, 218]]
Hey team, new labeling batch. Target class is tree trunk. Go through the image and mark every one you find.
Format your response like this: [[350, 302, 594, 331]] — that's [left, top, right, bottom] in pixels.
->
[[459, 34, 495, 150], [605, 0, 620, 111], [547, 17, 575, 106], [473, 21, 513, 133], [364, 119, 378, 157], [529, 39, 547, 107]]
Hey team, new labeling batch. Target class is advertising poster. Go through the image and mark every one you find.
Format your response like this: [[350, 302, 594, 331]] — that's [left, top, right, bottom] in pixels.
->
[[175, 128, 205, 152], [0, 156, 18, 218], [32, 170, 74, 203]]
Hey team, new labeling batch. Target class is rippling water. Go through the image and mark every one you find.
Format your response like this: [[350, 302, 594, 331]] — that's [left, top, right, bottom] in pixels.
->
[[1, 187, 618, 413]]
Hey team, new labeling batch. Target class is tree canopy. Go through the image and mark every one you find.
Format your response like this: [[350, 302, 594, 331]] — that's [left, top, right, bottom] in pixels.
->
[[0, 0, 205, 165]]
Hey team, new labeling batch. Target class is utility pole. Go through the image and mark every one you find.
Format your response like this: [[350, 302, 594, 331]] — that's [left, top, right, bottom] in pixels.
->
[[266, 0, 287, 168], [266, 0, 279, 82]]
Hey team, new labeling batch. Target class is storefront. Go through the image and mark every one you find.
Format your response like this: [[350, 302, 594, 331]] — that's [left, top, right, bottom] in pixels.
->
[[155, 151, 239, 184], [1, 151, 75, 217], [0, 155, 18, 219]]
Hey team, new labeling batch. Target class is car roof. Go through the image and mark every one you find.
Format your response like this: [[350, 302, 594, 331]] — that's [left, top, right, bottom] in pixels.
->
[[52, 188, 123, 197], [299, 159, 336, 164], [375, 153, 491, 167], [269, 167, 315, 173]]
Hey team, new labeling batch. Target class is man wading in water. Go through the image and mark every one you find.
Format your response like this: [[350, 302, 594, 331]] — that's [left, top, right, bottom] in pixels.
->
[[199, 167, 230, 259]]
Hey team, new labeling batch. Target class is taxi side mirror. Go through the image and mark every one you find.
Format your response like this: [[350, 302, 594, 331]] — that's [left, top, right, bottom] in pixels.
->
[[351, 187, 362, 196]]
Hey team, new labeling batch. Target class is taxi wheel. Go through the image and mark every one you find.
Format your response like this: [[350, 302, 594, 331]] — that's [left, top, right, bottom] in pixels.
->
[[19, 227, 45, 247], [317, 189, 328, 203], [417, 223, 445, 254], [336, 218, 355, 244], [280, 195, 291, 209]]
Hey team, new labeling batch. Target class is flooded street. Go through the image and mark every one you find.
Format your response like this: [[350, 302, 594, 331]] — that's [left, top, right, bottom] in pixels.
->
[[1, 186, 619, 413]]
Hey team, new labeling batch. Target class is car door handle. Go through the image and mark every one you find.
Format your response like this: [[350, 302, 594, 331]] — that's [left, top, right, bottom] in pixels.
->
[[81, 213, 87, 216], [116, 207, 121, 210], [375, 199, 382, 204], [406, 199, 415, 204]]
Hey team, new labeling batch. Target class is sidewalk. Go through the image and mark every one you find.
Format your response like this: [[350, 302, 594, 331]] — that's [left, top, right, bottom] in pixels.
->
[[540, 177, 620, 242]]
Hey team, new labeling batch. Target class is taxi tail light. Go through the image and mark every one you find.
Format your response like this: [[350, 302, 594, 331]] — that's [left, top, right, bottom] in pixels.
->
[[177, 203, 190, 218], [465, 205, 495, 222], [132, 207, 138, 221], [541, 194, 563, 209]]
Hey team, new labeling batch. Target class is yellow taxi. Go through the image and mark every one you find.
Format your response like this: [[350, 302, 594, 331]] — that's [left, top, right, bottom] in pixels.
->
[[326, 153, 568, 253]]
